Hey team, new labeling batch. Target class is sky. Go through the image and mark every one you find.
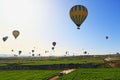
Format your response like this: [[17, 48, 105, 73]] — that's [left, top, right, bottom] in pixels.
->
[[0, 0, 120, 56]]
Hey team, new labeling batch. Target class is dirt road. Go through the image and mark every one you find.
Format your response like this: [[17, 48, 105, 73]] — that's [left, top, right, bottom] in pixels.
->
[[49, 69, 76, 80], [62, 69, 75, 74]]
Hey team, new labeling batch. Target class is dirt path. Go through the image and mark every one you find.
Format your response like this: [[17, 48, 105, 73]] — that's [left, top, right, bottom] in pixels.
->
[[49, 69, 76, 80], [49, 76, 59, 80]]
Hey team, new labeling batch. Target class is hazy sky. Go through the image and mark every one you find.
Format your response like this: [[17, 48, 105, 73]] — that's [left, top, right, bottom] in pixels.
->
[[0, 0, 120, 56]]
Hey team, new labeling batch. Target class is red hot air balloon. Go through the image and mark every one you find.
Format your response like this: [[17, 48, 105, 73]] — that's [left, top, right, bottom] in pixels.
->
[[52, 42, 56, 47]]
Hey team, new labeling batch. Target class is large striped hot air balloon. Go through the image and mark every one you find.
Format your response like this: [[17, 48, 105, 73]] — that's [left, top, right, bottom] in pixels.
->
[[70, 5, 88, 29]]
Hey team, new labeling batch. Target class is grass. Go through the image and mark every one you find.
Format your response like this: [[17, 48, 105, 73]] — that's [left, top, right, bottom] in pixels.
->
[[0, 70, 60, 80], [0, 57, 119, 80], [22, 58, 103, 65], [58, 68, 120, 80], [0, 58, 104, 66]]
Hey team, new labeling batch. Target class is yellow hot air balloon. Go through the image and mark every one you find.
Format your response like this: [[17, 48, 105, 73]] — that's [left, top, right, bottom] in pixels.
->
[[12, 30, 20, 39], [70, 5, 88, 29]]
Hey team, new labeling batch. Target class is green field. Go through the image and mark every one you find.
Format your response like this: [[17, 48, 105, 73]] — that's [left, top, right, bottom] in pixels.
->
[[0, 68, 120, 80], [0, 57, 120, 80], [22, 58, 103, 66], [0, 70, 60, 80], [58, 68, 120, 80], [0, 58, 104, 66]]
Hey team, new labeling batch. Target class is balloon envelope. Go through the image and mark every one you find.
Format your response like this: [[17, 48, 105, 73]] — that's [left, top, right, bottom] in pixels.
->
[[52, 42, 56, 46], [32, 50, 34, 53], [12, 30, 20, 39], [106, 36, 109, 39], [11, 49, 14, 52], [84, 51, 87, 54], [52, 47, 54, 50], [70, 5, 88, 29], [18, 50, 22, 55], [3, 36, 8, 42], [32, 54, 34, 56]]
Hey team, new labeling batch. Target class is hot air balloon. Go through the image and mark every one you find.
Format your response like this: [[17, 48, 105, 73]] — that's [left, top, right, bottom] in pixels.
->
[[106, 36, 109, 39], [32, 50, 34, 53], [2, 36, 8, 42], [116, 52, 119, 55], [11, 49, 14, 52], [32, 54, 34, 57], [52, 42, 56, 47], [70, 5, 88, 29], [12, 30, 20, 39], [65, 51, 67, 54], [52, 47, 54, 50], [84, 51, 87, 54], [29, 52, 31, 54], [45, 50, 49, 53], [18, 50, 22, 55]]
